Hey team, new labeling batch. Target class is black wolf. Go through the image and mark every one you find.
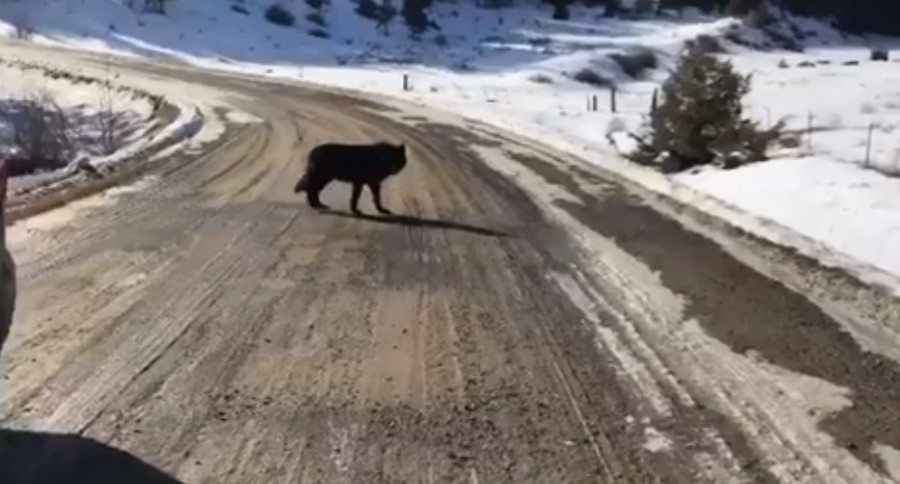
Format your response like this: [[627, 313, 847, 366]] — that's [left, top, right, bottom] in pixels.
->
[[294, 142, 407, 215]]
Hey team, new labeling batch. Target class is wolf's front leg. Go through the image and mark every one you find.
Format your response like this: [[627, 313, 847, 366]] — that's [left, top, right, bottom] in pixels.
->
[[350, 183, 363, 215], [369, 182, 392, 215]]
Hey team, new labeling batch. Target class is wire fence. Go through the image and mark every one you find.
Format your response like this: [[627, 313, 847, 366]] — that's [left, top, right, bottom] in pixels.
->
[[399, 72, 900, 177]]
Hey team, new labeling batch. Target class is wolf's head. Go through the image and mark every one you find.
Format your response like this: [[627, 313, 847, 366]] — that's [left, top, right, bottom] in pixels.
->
[[391, 144, 407, 174]]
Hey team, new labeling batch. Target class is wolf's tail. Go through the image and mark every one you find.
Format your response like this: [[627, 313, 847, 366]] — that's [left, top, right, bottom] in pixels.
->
[[293, 173, 309, 193]]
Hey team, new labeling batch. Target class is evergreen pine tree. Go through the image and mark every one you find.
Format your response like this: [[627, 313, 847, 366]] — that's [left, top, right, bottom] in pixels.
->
[[634, 45, 780, 171]]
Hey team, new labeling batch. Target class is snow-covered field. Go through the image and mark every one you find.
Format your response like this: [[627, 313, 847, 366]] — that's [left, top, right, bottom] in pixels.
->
[[1, 0, 899, 290]]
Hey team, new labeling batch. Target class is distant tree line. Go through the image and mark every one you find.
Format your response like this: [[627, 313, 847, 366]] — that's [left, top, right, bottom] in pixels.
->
[[777, 0, 896, 35], [659, 0, 898, 36], [366, 0, 896, 39], [543, 0, 751, 21], [539, 0, 897, 36]]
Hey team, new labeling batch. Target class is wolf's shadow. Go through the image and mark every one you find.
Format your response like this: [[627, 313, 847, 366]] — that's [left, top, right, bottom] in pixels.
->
[[0, 429, 183, 484], [324, 211, 510, 238]]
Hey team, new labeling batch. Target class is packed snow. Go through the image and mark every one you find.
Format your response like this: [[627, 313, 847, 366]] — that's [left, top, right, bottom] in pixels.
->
[[1, 0, 899, 289]]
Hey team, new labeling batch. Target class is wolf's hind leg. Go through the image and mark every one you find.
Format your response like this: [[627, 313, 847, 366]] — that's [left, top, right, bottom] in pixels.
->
[[307, 178, 330, 210]]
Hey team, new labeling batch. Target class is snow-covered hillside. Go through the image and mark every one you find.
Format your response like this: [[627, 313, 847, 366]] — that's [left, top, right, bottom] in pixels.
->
[[2, 0, 900, 291]]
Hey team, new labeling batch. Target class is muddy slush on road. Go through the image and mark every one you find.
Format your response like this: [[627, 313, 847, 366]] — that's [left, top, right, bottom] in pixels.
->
[[1, 41, 900, 483]]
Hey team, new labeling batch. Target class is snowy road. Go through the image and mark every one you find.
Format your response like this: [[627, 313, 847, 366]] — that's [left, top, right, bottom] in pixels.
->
[[1, 44, 899, 483]]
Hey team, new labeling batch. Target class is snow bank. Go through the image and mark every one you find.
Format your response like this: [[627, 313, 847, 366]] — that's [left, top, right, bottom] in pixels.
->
[[679, 157, 900, 281]]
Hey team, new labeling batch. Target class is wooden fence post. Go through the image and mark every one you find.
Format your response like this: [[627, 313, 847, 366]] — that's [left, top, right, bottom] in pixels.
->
[[610, 86, 617, 113]]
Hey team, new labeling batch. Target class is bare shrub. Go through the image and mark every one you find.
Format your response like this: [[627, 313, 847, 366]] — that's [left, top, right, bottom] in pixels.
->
[[306, 12, 326, 27], [375, 0, 397, 35], [550, 3, 570, 20], [724, 30, 756, 49], [97, 81, 119, 155], [778, 135, 802, 149], [572, 68, 612, 87], [609, 48, 658, 78], [528, 73, 554, 84], [688, 34, 726, 54], [356, 0, 380, 19], [6, 91, 75, 174], [265, 3, 296, 26], [11, 12, 34, 40], [528, 37, 551, 47], [764, 27, 804, 52], [142, 0, 171, 15], [871, 49, 889, 62]]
